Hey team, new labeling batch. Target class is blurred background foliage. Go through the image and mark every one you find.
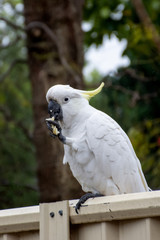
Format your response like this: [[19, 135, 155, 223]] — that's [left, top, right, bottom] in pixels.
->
[[0, 0, 38, 208], [0, 0, 159, 208]]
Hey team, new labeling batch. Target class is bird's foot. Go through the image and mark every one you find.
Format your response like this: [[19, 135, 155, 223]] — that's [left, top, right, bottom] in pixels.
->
[[75, 193, 104, 214], [45, 119, 66, 144]]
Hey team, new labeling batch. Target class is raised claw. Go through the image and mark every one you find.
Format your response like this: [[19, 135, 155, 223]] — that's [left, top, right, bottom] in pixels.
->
[[49, 132, 56, 139], [46, 119, 61, 130], [45, 119, 66, 144], [46, 120, 54, 132], [45, 119, 59, 136]]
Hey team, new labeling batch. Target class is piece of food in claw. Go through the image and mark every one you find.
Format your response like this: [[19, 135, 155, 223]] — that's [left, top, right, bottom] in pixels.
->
[[46, 117, 60, 136], [52, 125, 60, 135], [46, 116, 55, 121]]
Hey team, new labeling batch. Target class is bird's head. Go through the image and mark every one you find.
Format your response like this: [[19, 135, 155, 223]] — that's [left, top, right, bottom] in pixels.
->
[[46, 82, 104, 123]]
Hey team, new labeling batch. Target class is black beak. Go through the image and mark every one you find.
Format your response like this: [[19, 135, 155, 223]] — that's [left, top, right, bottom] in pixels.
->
[[48, 99, 63, 121]]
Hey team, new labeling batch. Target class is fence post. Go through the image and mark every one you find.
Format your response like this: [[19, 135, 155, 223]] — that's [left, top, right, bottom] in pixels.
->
[[40, 200, 70, 240]]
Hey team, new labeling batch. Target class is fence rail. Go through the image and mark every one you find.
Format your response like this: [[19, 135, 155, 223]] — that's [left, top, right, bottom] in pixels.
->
[[0, 191, 160, 240]]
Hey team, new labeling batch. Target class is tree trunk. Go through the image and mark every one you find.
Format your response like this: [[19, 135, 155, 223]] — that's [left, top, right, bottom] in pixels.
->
[[23, 0, 84, 202]]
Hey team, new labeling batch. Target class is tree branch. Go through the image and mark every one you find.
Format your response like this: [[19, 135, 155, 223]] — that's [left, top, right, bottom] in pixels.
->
[[106, 80, 158, 106], [0, 59, 27, 83], [26, 21, 82, 84], [0, 17, 25, 31], [131, 0, 160, 54], [106, 80, 137, 96], [121, 68, 156, 82]]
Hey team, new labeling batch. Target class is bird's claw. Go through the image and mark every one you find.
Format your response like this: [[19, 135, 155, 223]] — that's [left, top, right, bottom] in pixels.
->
[[46, 119, 61, 130], [49, 132, 56, 139], [46, 119, 60, 134], [75, 201, 81, 214], [45, 119, 66, 144], [45, 120, 59, 138], [75, 193, 104, 214]]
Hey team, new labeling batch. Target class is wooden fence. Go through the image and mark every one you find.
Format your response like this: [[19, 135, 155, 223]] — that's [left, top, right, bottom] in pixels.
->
[[0, 191, 160, 240]]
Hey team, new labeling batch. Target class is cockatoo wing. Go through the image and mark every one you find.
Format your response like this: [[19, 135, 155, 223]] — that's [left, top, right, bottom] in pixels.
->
[[85, 110, 149, 194]]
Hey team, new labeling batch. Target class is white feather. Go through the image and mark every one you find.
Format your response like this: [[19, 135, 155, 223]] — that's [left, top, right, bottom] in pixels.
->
[[46, 84, 149, 196]]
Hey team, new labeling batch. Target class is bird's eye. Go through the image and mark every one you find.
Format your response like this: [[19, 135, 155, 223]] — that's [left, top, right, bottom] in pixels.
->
[[64, 97, 70, 103]]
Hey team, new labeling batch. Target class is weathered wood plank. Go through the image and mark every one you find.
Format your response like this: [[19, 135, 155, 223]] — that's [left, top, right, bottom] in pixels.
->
[[69, 191, 160, 224], [0, 206, 39, 234], [40, 200, 69, 240]]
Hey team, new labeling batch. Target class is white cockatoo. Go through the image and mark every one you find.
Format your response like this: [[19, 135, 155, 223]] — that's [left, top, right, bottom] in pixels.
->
[[45, 82, 150, 213]]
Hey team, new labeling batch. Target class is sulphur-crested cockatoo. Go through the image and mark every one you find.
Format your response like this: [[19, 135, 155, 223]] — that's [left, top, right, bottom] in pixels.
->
[[45, 82, 149, 213]]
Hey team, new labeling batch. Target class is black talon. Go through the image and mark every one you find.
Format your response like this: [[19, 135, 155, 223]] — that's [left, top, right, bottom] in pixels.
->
[[75, 193, 104, 214], [49, 132, 56, 138], [46, 121, 54, 132], [45, 119, 66, 144], [45, 119, 60, 133], [58, 132, 66, 144]]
